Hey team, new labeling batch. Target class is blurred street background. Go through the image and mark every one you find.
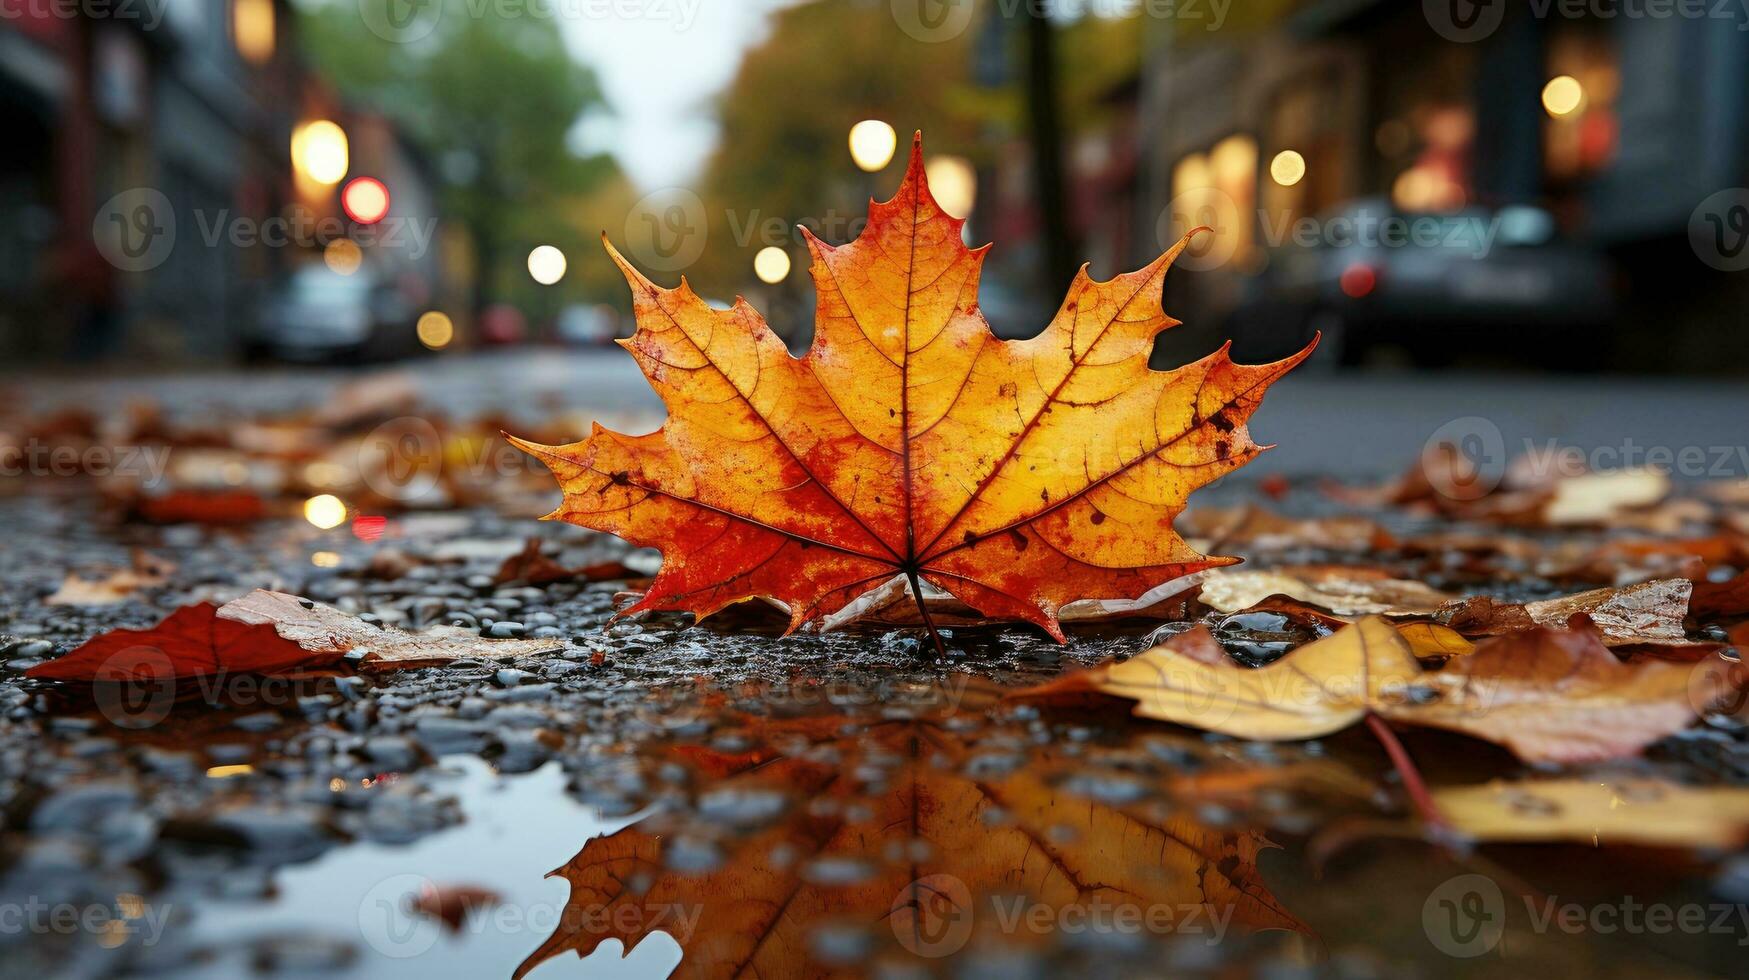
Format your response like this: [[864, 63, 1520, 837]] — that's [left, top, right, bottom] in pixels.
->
[[4, 0, 1749, 380]]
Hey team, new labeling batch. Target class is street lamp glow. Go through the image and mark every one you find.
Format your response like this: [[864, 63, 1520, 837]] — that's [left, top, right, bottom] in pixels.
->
[[924, 155, 976, 219], [1542, 75, 1584, 117], [303, 494, 347, 530], [416, 311, 454, 349], [1269, 149, 1306, 186], [291, 120, 348, 185], [527, 245, 567, 285], [233, 0, 274, 65], [848, 120, 898, 172], [752, 246, 791, 284]]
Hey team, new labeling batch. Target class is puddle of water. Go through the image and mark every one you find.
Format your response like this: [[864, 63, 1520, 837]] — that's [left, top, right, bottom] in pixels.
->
[[173, 757, 681, 979]]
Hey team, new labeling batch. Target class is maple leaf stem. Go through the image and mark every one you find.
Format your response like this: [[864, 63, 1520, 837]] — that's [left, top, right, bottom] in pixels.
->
[[1362, 713, 1449, 833], [904, 568, 948, 658]]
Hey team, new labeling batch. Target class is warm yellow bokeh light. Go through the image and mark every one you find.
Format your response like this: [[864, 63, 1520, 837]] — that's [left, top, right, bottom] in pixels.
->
[[924, 155, 976, 219], [527, 245, 567, 285], [752, 246, 791, 284], [233, 0, 274, 64], [1542, 75, 1584, 117], [416, 310, 454, 349], [323, 238, 362, 275], [848, 120, 898, 172], [1269, 149, 1306, 186], [303, 494, 347, 530], [291, 120, 348, 185]]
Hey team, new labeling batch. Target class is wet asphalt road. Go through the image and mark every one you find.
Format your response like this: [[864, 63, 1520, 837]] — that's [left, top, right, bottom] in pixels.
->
[[17, 348, 1749, 482], [4, 351, 1749, 978]]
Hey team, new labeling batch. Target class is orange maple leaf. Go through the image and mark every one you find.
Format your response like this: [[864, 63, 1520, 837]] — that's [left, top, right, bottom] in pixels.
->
[[511, 135, 1313, 641]]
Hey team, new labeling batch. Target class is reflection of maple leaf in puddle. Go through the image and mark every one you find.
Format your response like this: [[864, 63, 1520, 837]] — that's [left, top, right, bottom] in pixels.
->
[[515, 710, 1307, 978]]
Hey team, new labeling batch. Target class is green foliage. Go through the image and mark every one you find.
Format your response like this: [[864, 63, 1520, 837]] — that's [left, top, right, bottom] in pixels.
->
[[299, 0, 618, 309], [686, 0, 978, 295]]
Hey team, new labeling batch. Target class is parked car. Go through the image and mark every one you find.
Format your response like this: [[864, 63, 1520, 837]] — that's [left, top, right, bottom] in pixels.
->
[[246, 263, 418, 363], [1229, 198, 1617, 367]]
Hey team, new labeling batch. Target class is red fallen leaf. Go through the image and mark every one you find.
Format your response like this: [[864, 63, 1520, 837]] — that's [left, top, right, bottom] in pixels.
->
[[492, 538, 637, 586], [1692, 569, 1749, 618], [25, 602, 342, 682], [410, 883, 501, 933], [28, 590, 563, 683], [134, 490, 268, 525]]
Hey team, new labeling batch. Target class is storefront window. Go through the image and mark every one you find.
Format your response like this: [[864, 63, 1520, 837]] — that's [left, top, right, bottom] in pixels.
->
[[1170, 133, 1256, 267]]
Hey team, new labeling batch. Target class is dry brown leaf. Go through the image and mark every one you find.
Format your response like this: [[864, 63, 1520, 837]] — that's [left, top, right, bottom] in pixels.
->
[[1691, 570, 1749, 618], [219, 590, 563, 671], [1436, 779, 1749, 847], [1395, 622, 1474, 658], [1176, 506, 1395, 554], [1438, 578, 1693, 646], [45, 551, 175, 606], [1068, 616, 1707, 764], [492, 537, 638, 586], [1541, 468, 1671, 525], [1199, 566, 1457, 618]]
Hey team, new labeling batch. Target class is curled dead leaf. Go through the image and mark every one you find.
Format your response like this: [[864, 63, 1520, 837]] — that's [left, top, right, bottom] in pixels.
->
[[1054, 616, 1707, 764], [1436, 779, 1749, 848], [1198, 566, 1457, 618]]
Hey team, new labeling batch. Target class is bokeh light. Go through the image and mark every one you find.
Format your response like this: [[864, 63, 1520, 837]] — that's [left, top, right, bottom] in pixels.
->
[[848, 120, 898, 172], [527, 245, 567, 285], [416, 310, 454, 349], [752, 246, 791, 284], [303, 494, 346, 529], [1339, 262, 1377, 298], [924, 155, 976, 219], [323, 238, 362, 275], [1542, 75, 1585, 117], [342, 176, 390, 224], [291, 120, 348, 185], [1269, 149, 1306, 186], [232, 0, 274, 65]]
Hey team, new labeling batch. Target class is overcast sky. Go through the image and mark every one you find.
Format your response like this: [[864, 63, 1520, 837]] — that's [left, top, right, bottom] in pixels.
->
[[560, 1, 795, 190]]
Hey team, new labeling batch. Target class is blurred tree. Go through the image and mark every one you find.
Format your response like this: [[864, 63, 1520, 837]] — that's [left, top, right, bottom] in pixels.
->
[[299, 0, 618, 317], [1022, 3, 1077, 290], [685, 0, 979, 315]]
